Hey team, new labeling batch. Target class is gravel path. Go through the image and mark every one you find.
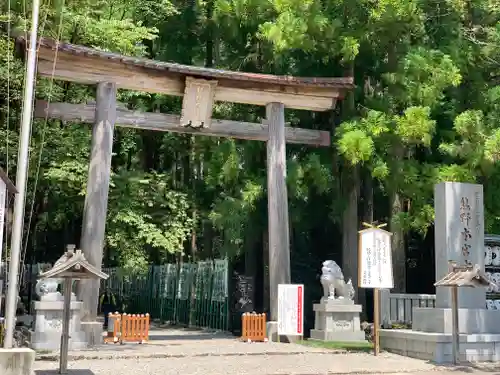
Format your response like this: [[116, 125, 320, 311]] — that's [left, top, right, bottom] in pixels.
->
[[33, 328, 500, 375], [36, 329, 334, 360], [34, 352, 442, 375]]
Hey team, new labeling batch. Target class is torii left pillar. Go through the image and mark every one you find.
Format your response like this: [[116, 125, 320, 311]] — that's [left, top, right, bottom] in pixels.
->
[[77, 82, 116, 345], [266, 102, 292, 341]]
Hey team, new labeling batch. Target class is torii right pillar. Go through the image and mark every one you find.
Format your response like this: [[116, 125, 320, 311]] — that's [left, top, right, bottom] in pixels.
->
[[266, 102, 292, 340]]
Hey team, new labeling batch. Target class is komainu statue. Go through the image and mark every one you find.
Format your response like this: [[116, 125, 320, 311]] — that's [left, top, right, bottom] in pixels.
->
[[320, 260, 355, 300], [35, 278, 62, 301]]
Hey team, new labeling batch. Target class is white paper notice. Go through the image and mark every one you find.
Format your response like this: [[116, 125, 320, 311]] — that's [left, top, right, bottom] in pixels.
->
[[359, 228, 394, 289]]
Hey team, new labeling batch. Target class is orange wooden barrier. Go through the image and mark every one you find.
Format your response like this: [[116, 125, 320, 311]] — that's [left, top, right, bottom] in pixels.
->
[[241, 312, 267, 342], [104, 313, 150, 344], [121, 313, 150, 344]]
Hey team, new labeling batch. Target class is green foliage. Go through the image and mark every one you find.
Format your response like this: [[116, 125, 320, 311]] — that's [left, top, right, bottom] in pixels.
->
[[3, 0, 500, 277], [394, 106, 435, 147], [336, 128, 374, 165], [385, 48, 462, 108], [209, 179, 263, 256], [107, 172, 194, 264]]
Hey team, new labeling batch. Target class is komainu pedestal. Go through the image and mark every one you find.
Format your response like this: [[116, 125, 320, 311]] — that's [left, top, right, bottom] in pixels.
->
[[310, 299, 366, 342], [310, 260, 366, 342]]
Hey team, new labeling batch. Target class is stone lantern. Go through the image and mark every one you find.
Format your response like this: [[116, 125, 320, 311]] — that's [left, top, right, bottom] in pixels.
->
[[30, 245, 108, 374], [434, 262, 497, 364]]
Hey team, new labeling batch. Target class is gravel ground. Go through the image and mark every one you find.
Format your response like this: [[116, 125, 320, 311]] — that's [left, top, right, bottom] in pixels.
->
[[34, 352, 442, 375], [32, 328, 500, 375], [36, 329, 333, 360]]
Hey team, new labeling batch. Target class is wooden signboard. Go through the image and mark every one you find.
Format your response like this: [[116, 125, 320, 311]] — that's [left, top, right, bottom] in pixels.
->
[[358, 223, 394, 356], [359, 227, 394, 289]]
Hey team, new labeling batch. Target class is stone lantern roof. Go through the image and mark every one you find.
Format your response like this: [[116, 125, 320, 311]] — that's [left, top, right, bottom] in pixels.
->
[[39, 245, 108, 280], [434, 263, 495, 289]]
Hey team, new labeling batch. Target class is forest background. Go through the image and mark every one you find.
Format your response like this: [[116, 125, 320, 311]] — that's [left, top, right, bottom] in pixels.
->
[[1, 0, 500, 315]]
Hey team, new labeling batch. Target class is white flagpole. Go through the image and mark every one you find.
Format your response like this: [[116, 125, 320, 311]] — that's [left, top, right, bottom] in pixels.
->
[[3, 0, 41, 348]]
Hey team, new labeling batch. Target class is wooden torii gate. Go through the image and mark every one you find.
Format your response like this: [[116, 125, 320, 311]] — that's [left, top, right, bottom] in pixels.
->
[[19, 36, 353, 331]]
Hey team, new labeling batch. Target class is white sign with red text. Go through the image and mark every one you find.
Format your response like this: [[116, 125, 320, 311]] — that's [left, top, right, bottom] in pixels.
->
[[277, 284, 304, 336]]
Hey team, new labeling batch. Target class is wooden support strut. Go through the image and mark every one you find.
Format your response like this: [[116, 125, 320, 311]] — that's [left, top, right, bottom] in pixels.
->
[[34, 101, 331, 147], [76, 82, 116, 320], [266, 102, 291, 322]]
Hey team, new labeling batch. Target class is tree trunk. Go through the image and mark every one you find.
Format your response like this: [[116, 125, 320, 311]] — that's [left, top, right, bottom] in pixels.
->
[[390, 189, 406, 292], [245, 239, 257, 281], [341, 165, 360, 298], [362, 168, 374, 224], [189, 136, 197, 260], [340, 61, 360, 301], [390, 143, 406, 292], [182, 136, 191, 257], [357, 167, 373, 314], [205, 0, 214, 68]]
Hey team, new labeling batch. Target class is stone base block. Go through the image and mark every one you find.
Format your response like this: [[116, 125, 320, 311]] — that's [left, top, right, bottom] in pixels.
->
[[0, 348, 35, 375], [380, 329, 500, 363], [320, 297, 354, 305], [266, 321, 277, 342], [265, 321, 300, 343], [313, 300, 361, 313], [81, 321, 104, 347], [310, 329, 366, 342], [311, 300, 365, 342], [413, 308, 500, 334], [30, 330, 87, 351]]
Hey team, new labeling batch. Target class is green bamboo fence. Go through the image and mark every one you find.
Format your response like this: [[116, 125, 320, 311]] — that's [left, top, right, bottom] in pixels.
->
[[100, 259, 229, 331]]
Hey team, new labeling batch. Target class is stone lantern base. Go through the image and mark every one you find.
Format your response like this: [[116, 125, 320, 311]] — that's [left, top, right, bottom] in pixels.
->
[[29, 300, 87, 350]]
